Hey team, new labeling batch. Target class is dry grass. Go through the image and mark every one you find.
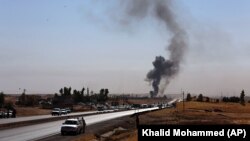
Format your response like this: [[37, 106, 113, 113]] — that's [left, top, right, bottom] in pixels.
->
[[72, 134, 97, 141], [113, 130, 137, 141], [4, 95, 17, 105], [123, 130, 137, 141], [71, 101, 250, 141], [3, 95, 51, 117], [72, 131, 138, 141], [16, 107, 51, 116], [139, 101, 250, 125], [104, 130, 132, 141], [178, 101, 250, 113], [123, 102, 250, 140]]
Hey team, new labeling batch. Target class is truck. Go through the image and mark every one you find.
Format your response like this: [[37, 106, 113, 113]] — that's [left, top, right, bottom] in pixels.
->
[[61, 118, 86, 135]]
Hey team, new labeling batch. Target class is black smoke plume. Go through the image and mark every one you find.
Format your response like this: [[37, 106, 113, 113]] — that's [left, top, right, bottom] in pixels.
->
[[122, 0, 188, 97]]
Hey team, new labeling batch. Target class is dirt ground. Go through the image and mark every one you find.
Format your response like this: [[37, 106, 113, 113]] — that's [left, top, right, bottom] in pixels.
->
[[73, 101, 250, 141], [15, 107, 51, 116]]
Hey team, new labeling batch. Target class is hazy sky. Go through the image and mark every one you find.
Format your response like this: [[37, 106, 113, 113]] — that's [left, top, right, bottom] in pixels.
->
[[1, 0, 250, 96]]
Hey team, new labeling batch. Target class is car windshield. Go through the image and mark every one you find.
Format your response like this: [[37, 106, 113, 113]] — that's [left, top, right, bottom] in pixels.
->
[[64, 120, 78, 125]]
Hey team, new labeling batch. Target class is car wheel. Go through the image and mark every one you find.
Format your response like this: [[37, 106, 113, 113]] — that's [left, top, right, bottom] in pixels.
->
[[61, 132, 65, 136]]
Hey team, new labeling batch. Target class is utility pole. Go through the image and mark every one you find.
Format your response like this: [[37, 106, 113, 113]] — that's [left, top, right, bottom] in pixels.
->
[[182, 91, 185, 112]]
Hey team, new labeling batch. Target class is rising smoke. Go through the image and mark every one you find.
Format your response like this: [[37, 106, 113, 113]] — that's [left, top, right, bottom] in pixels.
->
[[121, 0, 188, 97]]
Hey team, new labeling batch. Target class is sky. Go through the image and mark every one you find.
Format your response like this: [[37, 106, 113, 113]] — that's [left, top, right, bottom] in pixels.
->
[[0, 0, 250, 96]]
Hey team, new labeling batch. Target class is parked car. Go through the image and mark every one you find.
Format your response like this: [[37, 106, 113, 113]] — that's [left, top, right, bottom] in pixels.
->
[[60, 109, 67, 115], [65, 108, 71, 113], [4, 110, 13, 118], [0, 111, 5, 118], [0, 110, 14, 118], [51, 108, 61, 116], [97, 106, 104, 111], [61, 118, 86, 135]]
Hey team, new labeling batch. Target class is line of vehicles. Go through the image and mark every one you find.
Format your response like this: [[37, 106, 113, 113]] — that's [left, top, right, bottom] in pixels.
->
[[98, 103, 174, 111], [0, 109, 16, 118], [59, 102, 176, 136], [51, 108, 71, 116]]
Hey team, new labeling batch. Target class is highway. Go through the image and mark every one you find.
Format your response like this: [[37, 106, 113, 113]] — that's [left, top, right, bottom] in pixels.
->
[[0, 107, 158, 141], [0, 111, 98, 125]]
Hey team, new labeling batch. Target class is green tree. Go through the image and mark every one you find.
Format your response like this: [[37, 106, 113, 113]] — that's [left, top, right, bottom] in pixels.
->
[[81, 87, 85, 95], [240, 90, 245, 105], [100, 89, 105, 95], [104, 88, 109, 102], [206, 97, 210, 102], [0, 92, 5, 108], [54, 93, 59, 98], [53, 87, 74, 107], [186, 93, 192, 101], [104, 89, 109, 95], [97, 88, 109, 103], [73, 89, 83, 103], [63, 87, 72, 96], [19, 89, 26, 105], [59, 88, 63, 95], [25, 95, 36, 106], [197, 94, 203, 102]]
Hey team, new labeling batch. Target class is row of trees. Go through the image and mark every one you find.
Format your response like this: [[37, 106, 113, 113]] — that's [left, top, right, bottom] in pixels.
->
[[15, 87, 110, 107], [222, 90, 245, 105], [186, 93, 211, 102], [52, 87, 109, 107], [222, 96, 240, 103], [70, 87, 108, 104], [186, 90, 246, 105]]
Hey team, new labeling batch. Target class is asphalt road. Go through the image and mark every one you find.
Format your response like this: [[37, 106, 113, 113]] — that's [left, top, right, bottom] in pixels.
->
[[0, 111, 98, 125], [0, 107, 158, 141], [38, 116, 134, 141]]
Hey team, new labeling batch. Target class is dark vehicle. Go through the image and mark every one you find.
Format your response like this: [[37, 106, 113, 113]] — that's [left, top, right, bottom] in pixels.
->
[[0, 109, 14, 118], [158, 104, 163, 109], [5, 110, 13, 118], [97, 106, 104, 111], [51, 108, 61, 116], [0, 111, 5, 118], [132, 104, 141, 109], [61, 118, 85, 135]]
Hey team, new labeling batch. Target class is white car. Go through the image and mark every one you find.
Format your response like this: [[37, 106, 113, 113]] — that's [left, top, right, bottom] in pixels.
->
[[61, 118, 85, 135], [60, 109, 67, 115], [51, 108, 61, 116]]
